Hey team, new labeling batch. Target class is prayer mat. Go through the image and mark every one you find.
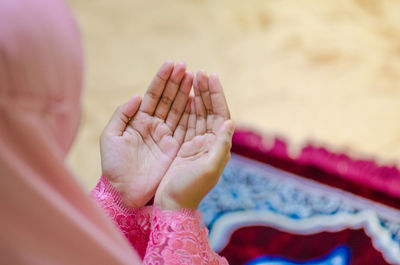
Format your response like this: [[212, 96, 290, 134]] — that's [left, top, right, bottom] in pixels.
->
[[200, 128, 400, 265]]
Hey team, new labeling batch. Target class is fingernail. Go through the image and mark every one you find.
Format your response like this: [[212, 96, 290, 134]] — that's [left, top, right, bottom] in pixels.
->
[[210, 72, 218, 78], [132, 94, 141, 100], [164, 60, 174, 67], [177, 61, 186, 67]]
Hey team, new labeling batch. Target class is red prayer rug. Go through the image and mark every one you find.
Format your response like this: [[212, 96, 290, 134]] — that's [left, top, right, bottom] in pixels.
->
[[199, 128, 400, 265]]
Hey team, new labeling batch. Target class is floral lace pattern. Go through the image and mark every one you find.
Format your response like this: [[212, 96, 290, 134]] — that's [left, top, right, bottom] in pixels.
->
[[91, 176, 228, 264], [91, 176, 152, 258], [143, 206, 228, 265]]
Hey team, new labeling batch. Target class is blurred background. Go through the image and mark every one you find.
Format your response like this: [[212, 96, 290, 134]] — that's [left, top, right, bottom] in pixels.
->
[[66, 0, 400, 189]]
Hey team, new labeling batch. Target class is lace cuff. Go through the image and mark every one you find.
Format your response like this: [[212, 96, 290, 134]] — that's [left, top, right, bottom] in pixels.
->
[[143, 206, 229, 265], [90, 176, 152, 258]]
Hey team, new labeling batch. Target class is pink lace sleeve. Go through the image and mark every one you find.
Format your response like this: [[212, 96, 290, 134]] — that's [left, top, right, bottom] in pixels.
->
[[90, 176, 152, 258], [91, 176, 228, 264], [143, 206, 229, 265]]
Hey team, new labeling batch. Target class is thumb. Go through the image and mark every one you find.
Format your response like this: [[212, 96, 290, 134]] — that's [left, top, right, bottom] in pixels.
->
[[104, 95, 142, 136], [209, 120, 235, 165]]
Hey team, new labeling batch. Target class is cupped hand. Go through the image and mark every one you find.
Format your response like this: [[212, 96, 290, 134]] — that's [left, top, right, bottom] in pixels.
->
[[100, 61, 194, 208], [154, 71, 234, 210]]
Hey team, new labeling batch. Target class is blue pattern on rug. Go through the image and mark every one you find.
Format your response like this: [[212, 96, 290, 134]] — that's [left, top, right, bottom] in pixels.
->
[[245, 246, 350, 265], [199, 154, 400, 247]]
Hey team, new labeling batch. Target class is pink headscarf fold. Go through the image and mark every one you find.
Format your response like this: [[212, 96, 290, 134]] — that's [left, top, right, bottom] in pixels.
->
[[0, 1, 141, 264]]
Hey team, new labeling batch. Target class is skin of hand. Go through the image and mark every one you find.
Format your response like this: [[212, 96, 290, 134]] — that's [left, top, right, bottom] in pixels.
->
[[100, 61, 194, 208], [154, 71, 235, 210]]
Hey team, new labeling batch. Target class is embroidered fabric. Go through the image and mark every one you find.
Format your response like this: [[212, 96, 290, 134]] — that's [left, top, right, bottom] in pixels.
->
[[143, 206, 228, 265], [91, 176, 152, 258], [91, 176, 228, 264]]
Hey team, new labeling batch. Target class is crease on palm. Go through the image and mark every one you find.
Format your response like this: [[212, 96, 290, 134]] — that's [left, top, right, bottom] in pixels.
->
[[101, 61, 232, 208]]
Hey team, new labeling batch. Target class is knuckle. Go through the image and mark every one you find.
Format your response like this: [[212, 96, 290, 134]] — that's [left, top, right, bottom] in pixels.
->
[[169, 78, 180, 86], [154, 111, 165, 120], [160, 96, 173, 105], [156, 72, 168, 82], [196, 113, 205, 120], [199, 82, 208, 91], [147, 90, 158, 100], [178, 88, 188, 97], [170, 107, 180, 115], [176, 123, 186, 131]]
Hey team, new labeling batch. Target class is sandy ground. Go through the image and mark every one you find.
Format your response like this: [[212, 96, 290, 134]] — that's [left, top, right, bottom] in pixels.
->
[[67, 0, 400, 189]]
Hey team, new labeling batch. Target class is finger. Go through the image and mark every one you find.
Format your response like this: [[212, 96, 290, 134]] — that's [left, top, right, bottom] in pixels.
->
[[104, 95, 142, 136], [154, 62, 187, 120], [140, 60, 174, 115], [209, 73, 230, 132], [194, 78, 207, 135], [184, 97, 196, 142], [209, 120, 235, 167], [173, 97, 192, 145], [165, 71, 193, 132], [196, 70, 214, 133]]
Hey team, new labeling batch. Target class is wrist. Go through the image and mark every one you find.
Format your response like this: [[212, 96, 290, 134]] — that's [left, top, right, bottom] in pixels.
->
[[155, 195, 199, 211], [101, 175, 148, 209]]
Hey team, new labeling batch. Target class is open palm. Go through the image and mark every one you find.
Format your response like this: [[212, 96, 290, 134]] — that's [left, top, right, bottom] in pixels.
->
[[155, 71, 234, 210], [100, 61, 194, 208]]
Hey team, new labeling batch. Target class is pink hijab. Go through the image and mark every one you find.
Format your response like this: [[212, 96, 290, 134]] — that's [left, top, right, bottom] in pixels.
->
[[0, 0, 141, 264]]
